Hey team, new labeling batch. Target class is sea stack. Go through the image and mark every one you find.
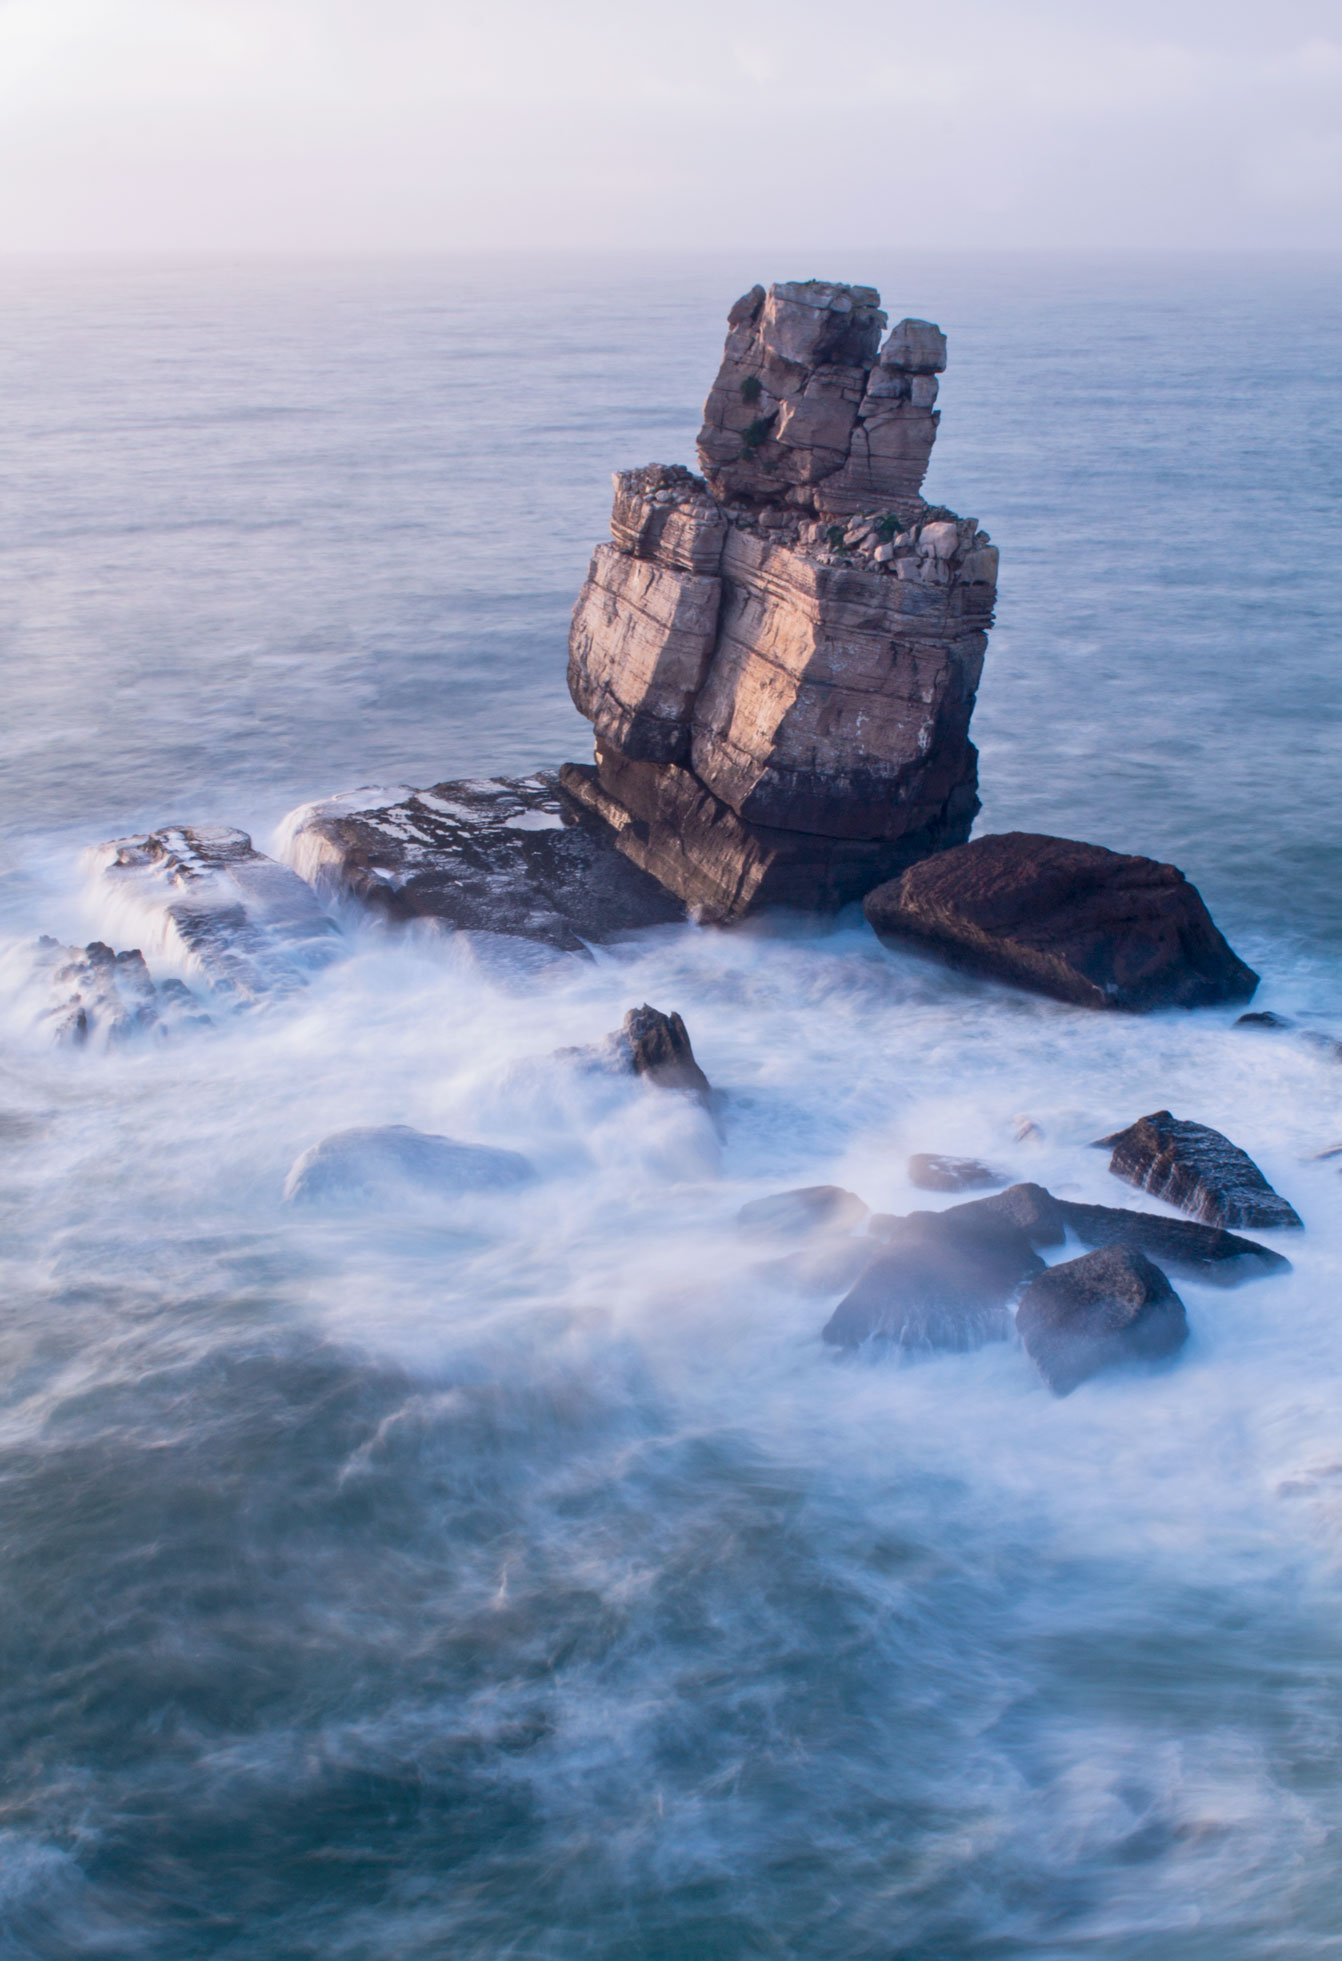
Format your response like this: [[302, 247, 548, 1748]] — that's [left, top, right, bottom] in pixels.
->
[[560, 279, 998, 921]]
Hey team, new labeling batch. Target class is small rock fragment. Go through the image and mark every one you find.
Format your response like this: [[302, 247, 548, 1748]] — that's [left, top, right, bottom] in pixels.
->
[[907, 1153, 1006, 1193], [1016, 1246, 1189, 1395]]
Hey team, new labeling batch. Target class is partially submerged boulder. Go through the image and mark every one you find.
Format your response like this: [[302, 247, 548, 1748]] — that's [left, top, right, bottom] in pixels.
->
[[823, 1206, 1043, 1350], [1016, 1247, 1189, 1395], [283, 1125, 535, 1207], [87, 826, 341, 999], [1099, 1110, 1302, 1231], [737, 1185, 869, 1237], [907, 1153, 1006, 1193], [278, 773, 683, 952], [863, 833, 1259, 1011]]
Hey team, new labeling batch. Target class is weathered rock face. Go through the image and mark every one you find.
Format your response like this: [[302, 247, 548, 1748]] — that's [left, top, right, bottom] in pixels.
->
[[278, 774, 685, 952], [1016, 1247, 1189, 1395], [87, 826, 343, 999], [864, 832, 1259, 1011], [564, 281, 996, 921], [30, 937, 204, 1045], [1099, 1110, 1302, 1230]]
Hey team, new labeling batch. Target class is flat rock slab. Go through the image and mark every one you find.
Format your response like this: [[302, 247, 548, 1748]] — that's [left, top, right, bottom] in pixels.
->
[[1016, 1246, 1189, 1395], [863, 831, 1259, 1011], [1099, 1110, 1302, 1231], [284, 1125, 536, 1207], [88, 826, 342, 1000], [823, 1207, 1043, 1351], [279, 773, 685, 952]]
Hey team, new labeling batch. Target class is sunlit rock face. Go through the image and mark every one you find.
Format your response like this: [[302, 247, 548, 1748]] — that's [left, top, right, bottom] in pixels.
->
[[564, 280, 998, 921]]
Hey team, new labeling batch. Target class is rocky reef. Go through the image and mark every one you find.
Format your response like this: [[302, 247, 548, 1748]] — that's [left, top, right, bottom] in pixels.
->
[[561, 279, 997, 921]]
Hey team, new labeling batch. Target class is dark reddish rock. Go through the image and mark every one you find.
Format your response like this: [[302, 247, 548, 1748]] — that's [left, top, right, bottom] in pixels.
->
[[1016, 1247, 1189, 1395], [737, 1185, 869, 1236], [823, 1206, 1043, 1350], [907, 1153, 1006, 1193], [933, 1182, 1069, 1249], [1099, 1110, 1302, 1231], [616, 1004, 712, 1101], [279, 773, 684, 953], [863, 832, 1259, 1011]]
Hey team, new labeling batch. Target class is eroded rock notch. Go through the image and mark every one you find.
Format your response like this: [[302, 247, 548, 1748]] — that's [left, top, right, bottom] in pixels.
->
[[561, 278, 998, 921]]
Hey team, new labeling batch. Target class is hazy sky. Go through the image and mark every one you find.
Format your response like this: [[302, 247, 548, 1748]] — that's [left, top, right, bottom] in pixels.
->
[[1, 0, 1339, 254]]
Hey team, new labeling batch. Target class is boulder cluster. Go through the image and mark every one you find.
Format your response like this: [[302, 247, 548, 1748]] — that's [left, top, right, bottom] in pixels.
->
[[560, 280, 998, 921]]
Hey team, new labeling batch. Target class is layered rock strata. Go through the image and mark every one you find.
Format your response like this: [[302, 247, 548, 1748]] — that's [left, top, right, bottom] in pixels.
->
[[563, 279, 997, 920]]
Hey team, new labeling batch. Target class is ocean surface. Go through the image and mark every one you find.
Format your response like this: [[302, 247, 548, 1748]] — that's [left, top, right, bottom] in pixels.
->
[[0, 252, 1340, 1959]]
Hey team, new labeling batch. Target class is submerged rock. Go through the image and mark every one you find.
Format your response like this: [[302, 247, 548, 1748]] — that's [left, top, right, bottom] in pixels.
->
[[561, 280, 996, 921], [30, 937, 204, 1045], [283, 1125, 536, 1207], [278, 773, 684, 952], [863, 832, 1258, 1011], [907, 1153, 1006, 1193], [87, 826, 341, 1000], [1098, 1110, 1302, 1231], [737, 1185, 869, 1236], [1016, 1246, 1189, 1395], [823, 1206, 1043, 1351]]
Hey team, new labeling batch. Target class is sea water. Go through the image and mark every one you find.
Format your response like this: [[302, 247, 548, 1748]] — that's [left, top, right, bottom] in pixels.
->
[[0, 254, 1339, 1958]]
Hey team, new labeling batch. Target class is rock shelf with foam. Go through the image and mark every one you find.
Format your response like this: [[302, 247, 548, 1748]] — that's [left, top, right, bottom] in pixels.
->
[[561, 280, 998, 920]]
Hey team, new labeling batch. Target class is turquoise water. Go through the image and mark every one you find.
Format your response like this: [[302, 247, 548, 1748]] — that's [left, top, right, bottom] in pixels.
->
[[0, 254, 1340, 1958]]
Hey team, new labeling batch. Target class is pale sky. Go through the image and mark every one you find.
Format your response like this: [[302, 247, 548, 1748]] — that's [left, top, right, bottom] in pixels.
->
[[1, 0, 1339, 254]]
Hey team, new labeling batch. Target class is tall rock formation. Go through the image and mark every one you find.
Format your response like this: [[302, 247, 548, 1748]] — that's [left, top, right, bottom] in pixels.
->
[[561, 279, 998, 921]]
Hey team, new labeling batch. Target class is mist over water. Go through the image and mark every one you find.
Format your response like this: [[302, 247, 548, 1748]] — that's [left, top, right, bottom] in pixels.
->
[[1, 254, 1341, 1958]]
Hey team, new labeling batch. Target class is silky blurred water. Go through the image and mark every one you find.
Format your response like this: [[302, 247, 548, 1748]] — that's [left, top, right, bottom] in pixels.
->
[[0, 253, 1340, 1959]]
